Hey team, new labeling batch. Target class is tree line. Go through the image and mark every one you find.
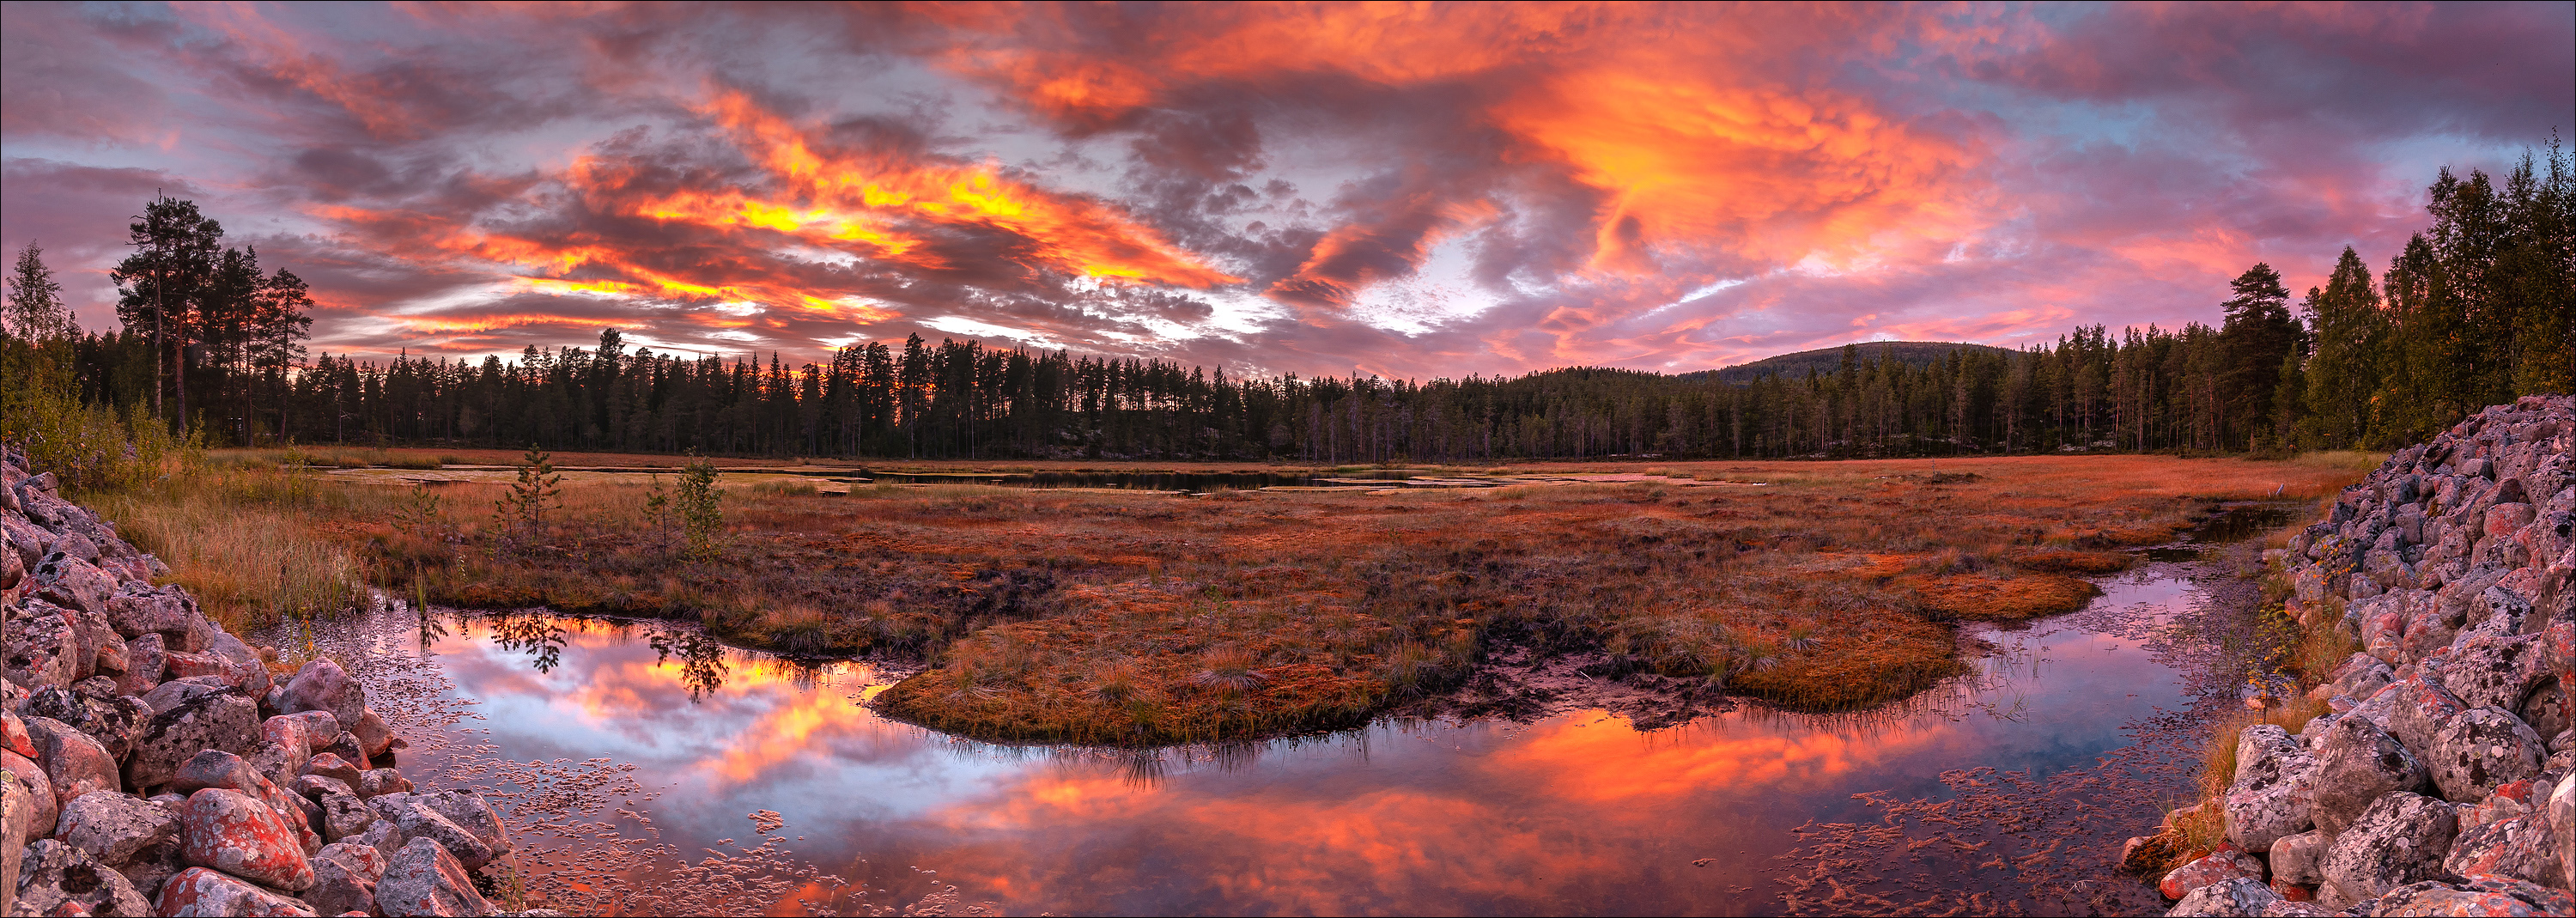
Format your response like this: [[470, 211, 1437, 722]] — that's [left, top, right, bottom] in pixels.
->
[[4, 143, 2567, 471]]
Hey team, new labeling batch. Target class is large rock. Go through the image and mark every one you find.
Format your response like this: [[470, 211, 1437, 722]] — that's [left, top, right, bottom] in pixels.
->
[[300, 754, 360, 790], [204, 631, 273, 696], [55, 789, 185, 893], [24, 713, 120, 808], [2319, 791, 2459, 901], [2359, 875, 2574, 917], [2350, 673, 2469, 762], [1, 749, 58, 842], [2269, 828, 2328, 886], [366, 793, 495, 870], [2166, 876, 2280, 917], [2307, 714, 2431, 836], [374, 836, 492, 917], [350, 708, 395, 760], [22, 682, 145, 762], [125, 682, 260, 791], [2227, 724, 2317, 850], [412, 789, 508, 861], [12, 837, 154, 916], [2427, 707, 2548, 802], [2442, 813, 2563, 888], [3, 609, 79, 690], [294, 775, 370, 842], [118, 632, 167, 696], [2554, 773, 2576, 892], [0, 771, 30, 915], [179, 787, 316, 891], [2160, 842, 2263, 901], [154, 865, 320, 916], [270, 712, 337, 752], [278, 660, 365, 733], [171, 749, 320, 854], [2446, 629, 2551, 715], [301, 842, 386, 917]]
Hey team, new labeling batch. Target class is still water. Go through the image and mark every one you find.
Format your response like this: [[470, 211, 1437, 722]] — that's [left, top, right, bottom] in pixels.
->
[[305, 514, 2283, 916]]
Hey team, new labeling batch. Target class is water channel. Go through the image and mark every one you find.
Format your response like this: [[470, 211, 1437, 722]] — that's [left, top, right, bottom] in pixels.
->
[[295, 506, 2294, 916]]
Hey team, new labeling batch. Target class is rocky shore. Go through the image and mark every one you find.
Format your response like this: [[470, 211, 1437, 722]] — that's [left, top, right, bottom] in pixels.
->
[[1, 447, 539, 917], [2144, 395, 2576, 917]]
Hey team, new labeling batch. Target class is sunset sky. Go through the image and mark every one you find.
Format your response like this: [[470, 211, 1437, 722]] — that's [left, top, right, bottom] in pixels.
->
[[3, 2, 2568, 378]]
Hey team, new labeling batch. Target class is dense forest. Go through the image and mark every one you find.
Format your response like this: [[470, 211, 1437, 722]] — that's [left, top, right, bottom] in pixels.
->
[[5, 144, 2569, 469]]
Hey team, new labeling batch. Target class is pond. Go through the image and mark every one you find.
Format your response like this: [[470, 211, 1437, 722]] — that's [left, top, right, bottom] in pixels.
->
[[295, 508, 2288, 915]]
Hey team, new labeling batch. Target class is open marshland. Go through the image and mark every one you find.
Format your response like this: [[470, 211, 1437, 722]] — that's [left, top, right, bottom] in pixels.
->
[[119, 449, 2376, 745]]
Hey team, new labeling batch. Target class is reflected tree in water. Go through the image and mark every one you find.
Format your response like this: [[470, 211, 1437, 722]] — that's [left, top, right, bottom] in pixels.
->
[[491, 612, 569, 673], [649, 629, 731, 701]]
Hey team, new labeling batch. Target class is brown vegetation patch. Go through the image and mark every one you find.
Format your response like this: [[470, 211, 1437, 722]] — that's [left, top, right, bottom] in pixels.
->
[[2007, 550, 2136, 574], [1899, 572, 2102, 621]]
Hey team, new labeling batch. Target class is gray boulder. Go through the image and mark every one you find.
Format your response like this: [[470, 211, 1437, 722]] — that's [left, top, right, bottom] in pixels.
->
[[3, 610, 78, 690], [53, 789, 185, 893], [2225, 724, 2316, 851], [2319, 791, 2458, 901], [2554, 772, 2576, 891], [2269, 828, 2327, 886], [368, 792, 495, 870], [281, 660, 366, 733], [2358, 875, 2574, 916], [376, 836, 493, 917], [2166, 876, 2280, 917], [2306, 714, 2430, 836], [124, 680, 259, 790], [359, 768, 415, 799], [414, 789, 510, 860], [1, 750, 58, 843], [301, 752, 361, 789], [2427, 707, 2547, 802], [295, 775, 372, 842], [302, 840, 387, 916], [12, 837, 154, 917], [155, 865, 321, 916], [116, 632, 165, 696], [2445, 629, 2550, 714], [2442, 813, 2562, 888]]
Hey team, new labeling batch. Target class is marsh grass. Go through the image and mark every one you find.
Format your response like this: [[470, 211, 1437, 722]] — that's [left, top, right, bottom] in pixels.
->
[[84, 452, 2371, 745]]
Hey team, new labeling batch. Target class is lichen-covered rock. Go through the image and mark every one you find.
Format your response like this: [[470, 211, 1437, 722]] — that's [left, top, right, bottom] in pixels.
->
[[5, 609, 79, 690], [2334, 654, 2399, 702], [271, 712, 338, 752], [300, 754, 360, 790], [2160, 842, 2263, 901], [412, 790, 508, 861], [367, 793, 495, 870], [2358, 875, 2574, 917], [21, 683, 145, 762], [2445, 629, 2550, 717], [125, 682, 260, 791], [358, 769, 413, 799], [2270, 829, 2328, 886], [2, 749, 58, 842], [300, 842, 386, 917], [118, 632, 167, 697], [2311, 714, 2432, 836], [24, 713, 120, 808], [55, 789, 185, 893], [375, 836, 491, 917], [349, 708, 394, 760], [13, 837, 153, 916], [317, 732, 369, 772], [179, 787, 316, 892], [2167, 876, 2280, 917], [278, 661, 365, 737], [2427, 707, 2548, 802], [2441, 812, 2562, 888], [2553, 772, 2576, 891], [2352, 673, 2470, 763], [154, 865, 319, 916], [171, 749, 321, 855], [2228, 723, 2317, 850], [2320, 791, 2460, 901], [293, 776, 370, 842]]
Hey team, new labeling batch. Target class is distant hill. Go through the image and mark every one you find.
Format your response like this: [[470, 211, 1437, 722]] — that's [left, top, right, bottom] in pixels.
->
[[1689, 341, 2014, 384]]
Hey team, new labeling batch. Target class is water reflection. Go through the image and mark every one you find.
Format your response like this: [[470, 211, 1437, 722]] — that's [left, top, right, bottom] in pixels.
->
[[337, 556, 2241, 915]]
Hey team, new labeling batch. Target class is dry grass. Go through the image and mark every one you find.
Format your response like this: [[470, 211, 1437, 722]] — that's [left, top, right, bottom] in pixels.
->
[[94, 452, 2372, 745], [86, 465, 392, 633]]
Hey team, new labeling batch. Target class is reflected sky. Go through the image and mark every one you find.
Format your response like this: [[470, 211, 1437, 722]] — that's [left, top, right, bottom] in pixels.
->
[[398, 568, 2208, 916]]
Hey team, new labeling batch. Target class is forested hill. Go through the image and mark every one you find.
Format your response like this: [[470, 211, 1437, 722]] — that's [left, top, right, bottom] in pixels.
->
[[3, 143, 2569, 471], [1690, 342, 2016, 385]]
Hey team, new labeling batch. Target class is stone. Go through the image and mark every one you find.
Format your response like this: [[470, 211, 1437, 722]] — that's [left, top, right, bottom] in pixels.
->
[[5, 610, 79, 690], [367, 793, 495, 871], [54, 790, 185, 893], [103, 585, 198, 641], [349, 708, 393, 760], [2227, 723, 2317, 851], [411, 790, 508, 861], [11, 838, 153, 917], [2445, 630, 2549, 718], [125, 684, 260, 791], [2334, 654, 2397, 701], [205, 632, 273, 696], [2442, 813, 2562, 888], [300, 754, 360, 790], [2166, 876, 2279, 917], [375, 836, 491, 917], [300, 842, 385, 917], [317, 733, 369, 772], [24, 714, 120, 808], [0, 770, 27, 916], [179, 787, 315, 891], [2, 749, 58, 842], [2314, 705, 2434, 838], [2269, 829, 2327, 885], [2427, 707, 2547, 802], [118, 633, 167, 697], [259, 717, 318, 775], [154, 866, 320, 916], [169, 750, 320, 855], [34, 555, 117, 619], [294, 776, 369, 843], [2553, 772, 2576, 892], [358, 769, 413, 799], [272, 713, 338, 752], [2360, 875, 2573, 917], [2319, 791, 2459, 901], [2159, 842, 2263, 901], [2353, 673, 2469, 763], [21, 684, 143, 762], [245, 741, 307, 802], [278, 661, 364, 734], [2, 709, 33, 758]]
